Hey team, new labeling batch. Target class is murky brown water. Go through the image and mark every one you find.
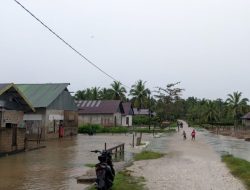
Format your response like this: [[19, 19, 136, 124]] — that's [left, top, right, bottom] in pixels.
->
[[1, 131, 249, 190], [0, 134, 139, 190]]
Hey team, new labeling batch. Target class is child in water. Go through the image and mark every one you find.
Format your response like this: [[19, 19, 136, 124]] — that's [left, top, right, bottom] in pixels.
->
[[183, 130, 186, 140], [191, 129, 196, 140]]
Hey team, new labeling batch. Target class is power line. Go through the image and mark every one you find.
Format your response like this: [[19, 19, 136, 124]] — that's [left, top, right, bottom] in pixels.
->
[[13, 0, 131, 90]]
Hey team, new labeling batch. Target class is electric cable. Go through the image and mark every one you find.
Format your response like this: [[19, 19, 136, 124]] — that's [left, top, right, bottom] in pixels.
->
[[13, 0, 131, 89]]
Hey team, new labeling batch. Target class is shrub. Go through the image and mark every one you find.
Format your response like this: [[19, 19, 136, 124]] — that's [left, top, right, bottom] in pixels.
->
[[78, 124, 129, 134], [133, 115, 150, 125], [78, 124, 102, 133]]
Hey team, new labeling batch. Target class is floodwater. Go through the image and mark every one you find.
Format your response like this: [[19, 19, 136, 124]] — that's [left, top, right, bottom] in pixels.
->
[[202, 130, 250, 162], [0, 134, 139, 190], [1, 131, 249, 190]]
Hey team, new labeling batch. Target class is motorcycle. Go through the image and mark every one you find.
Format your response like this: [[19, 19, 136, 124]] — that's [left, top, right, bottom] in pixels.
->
[[91, 150, 115, 190]]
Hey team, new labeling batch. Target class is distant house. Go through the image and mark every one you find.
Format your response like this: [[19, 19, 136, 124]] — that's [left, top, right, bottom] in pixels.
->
[[133, 108, 156, 117], [16, 83, 78, 140], [121, 102, 133, 127], [0, 83, 35, 155], [76, 100, 124, 127], [242, 112, 250, 128]]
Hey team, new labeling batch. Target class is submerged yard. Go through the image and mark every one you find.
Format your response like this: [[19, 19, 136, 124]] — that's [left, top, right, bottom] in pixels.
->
[[0, 133, 154, 190]]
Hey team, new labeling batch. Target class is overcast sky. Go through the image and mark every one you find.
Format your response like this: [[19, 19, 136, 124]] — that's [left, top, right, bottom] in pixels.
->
[[1, 0, 250, 100]]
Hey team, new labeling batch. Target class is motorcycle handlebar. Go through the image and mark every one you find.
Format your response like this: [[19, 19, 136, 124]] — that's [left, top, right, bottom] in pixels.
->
[[90, 150, 101, 153], [90, 150, 113, 154]]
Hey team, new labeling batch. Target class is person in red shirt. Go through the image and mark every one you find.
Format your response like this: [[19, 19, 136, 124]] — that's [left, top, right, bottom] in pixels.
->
[[191, 129, 196, 140]]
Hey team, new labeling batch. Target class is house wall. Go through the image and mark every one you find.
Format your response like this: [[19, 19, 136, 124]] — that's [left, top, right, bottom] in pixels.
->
[[78, 113, 122, 127], [23, 109, 46, 140], [45, 109, 64, 139], [243, 120, 250, 127], [122, 115, 132, 127], [114, 113, 122, 126], [2, 110, 23, 126], [45, 109, 78, 139], [0, 127, 26, 154], [64, 110, 78, 136]]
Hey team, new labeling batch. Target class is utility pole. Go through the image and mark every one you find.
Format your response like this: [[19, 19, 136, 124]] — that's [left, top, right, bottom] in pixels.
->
[[148, 92, 151, 130]]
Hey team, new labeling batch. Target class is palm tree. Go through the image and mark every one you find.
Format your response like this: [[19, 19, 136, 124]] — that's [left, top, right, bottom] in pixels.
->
[[74, 90, 86, 100], [91, 87, 100, 100], [110, 81, 127, 100], [202, 101, 219, 126], [129, 80, 150, 109], [226, 91, 249, 131], [99, 88, 113, 100]]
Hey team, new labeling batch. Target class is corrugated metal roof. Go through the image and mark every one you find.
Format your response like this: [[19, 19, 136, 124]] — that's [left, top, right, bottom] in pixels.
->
[[133, 108, 156, 116], [242, 112, 250, 120], [76, 100, 124, 114], [122, 102, 133, 115], [16, 83, 69, 108], [0, 83, 35, 111], [0, 83, 12, 95]]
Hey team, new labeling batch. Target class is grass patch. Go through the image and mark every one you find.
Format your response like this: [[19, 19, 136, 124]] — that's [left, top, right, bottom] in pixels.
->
[[84, 163, 96, 168], [222, 155, 250, 189], [78, 124, 176, 134], [134, 150, 165, 161], [112, 170, 145, 190], [87, 170, 145, 190]]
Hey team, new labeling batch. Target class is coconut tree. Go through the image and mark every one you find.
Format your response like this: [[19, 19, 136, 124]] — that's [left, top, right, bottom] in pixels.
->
[[91, 87, 100, 100], [202, 101, 219, 131], [129, 80, 150, 109], [99, 88, 113, 100], [74, 90, 86, 100], [226, 91, 249, 131], [110, 81, 127, 100]]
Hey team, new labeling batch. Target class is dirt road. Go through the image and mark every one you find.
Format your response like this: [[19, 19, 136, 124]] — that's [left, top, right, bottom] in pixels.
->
[[128, 121, 245, 190]]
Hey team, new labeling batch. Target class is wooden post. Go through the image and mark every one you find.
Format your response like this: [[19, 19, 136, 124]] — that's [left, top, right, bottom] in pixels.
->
[[132, 134, 134, 148], [115, 147, 117, 159]]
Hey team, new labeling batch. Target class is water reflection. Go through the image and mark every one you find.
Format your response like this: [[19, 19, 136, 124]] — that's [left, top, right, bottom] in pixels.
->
[[0, 134, 137, 190], [203, 131, 250, 161]]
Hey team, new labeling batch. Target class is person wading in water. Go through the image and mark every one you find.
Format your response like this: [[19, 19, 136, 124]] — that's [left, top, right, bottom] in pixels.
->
[[183, 130, 187, 140], [191, 129, 196, 140]]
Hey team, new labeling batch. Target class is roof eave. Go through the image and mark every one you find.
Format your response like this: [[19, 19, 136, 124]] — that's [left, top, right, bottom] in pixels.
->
[[0, 83, 13, 96], [13, 85, 36, 112]]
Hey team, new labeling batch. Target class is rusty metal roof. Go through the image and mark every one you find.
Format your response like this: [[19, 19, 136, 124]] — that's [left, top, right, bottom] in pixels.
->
[[16, 83, 69, 108], [76, 100, 124, 114]]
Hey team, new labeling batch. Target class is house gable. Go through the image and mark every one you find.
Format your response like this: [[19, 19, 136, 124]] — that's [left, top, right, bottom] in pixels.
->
[[48, 90, 77, 111]]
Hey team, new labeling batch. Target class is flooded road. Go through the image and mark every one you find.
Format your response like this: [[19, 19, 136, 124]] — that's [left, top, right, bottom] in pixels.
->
[[202, 130, 250, 162], [0, 134, 153, 190], [1, 131, 249, 190]]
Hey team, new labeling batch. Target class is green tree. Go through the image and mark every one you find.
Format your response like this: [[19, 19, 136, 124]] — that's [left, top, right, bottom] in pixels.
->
[[99, 88, 113, 100], [110, 81, 127, 100], [155, 82, 184, 121], [202, 100, 219, 124], [129, 80, 150, 109], [226, 91, 249, 130]]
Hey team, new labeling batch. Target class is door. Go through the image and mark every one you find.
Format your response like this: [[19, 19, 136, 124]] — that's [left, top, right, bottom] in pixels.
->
[[0, 111, 2, 127], [12, 124, 17, 147]]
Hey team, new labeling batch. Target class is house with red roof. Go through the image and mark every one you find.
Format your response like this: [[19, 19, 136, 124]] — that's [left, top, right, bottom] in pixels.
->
[[76, 100, 125, 127]]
